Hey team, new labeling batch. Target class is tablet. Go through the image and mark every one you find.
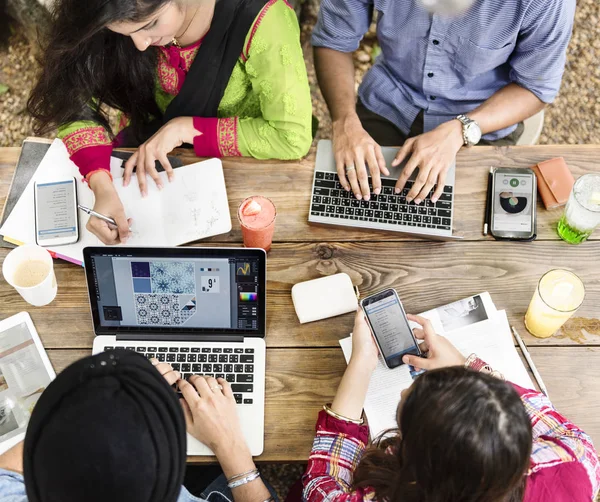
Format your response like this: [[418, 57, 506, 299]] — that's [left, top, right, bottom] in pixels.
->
[[0, 312, 55, 455]]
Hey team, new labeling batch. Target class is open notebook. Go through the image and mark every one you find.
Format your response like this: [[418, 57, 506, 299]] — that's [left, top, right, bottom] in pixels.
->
[[339, 292, 535, 440], [0, 140, 232, 265]]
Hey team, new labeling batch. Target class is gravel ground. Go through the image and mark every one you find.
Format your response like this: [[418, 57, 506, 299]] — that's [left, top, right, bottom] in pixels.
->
[[1, 1, 598, 146]]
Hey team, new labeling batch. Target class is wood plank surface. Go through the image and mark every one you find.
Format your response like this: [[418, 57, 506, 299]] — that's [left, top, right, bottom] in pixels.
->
[[2, 145, 600, 242], [2, 144, 600, 463], [45, 346, 600, 462], [1, 241, 598, 349]]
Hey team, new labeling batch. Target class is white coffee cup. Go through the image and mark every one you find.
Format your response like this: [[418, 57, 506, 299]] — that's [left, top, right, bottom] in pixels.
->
[[2, 244, 57, 306]]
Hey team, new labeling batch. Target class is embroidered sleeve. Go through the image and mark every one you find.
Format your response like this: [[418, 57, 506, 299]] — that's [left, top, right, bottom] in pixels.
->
[[57, 121, 113, 179], [235, 0, 312, 160], [514, 385, 600, 500], [192, 117, 242, 158], [302, 410, 374, 502]]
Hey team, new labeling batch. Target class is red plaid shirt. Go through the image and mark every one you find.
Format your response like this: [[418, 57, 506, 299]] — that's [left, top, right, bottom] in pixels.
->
[[303, 362, 599, 502]]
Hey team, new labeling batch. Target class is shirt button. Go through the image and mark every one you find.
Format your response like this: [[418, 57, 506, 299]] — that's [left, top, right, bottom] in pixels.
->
[[430, 96, 437, 100], [427, 72, 434, 78], [432, 39, 440, 45]]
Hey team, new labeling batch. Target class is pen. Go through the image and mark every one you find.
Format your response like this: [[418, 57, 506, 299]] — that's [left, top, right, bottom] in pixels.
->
[[483, 167, 493, 236], [78, 204, 117, 227], [511, 326, 549, 398]]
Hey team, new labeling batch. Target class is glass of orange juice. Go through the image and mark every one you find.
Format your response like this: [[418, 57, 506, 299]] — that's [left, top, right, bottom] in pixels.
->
[[524, 269, 585, 338]]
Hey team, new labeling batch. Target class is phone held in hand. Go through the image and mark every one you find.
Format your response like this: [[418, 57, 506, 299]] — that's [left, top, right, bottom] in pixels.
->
[[34, 177, 79, 247], [360, 288, 421, 369], [489, 167, 537, 241]]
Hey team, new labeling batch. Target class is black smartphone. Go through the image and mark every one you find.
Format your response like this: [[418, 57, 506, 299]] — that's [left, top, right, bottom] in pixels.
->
[[360, 288, 421, 369], [490, 167, 537, 241]]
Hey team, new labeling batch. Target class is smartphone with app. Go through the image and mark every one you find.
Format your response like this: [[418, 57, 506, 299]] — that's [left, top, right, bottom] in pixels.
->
[[360, 288, 421, 369], [490, 167, 537, 241], [34, 178, 79, 247]]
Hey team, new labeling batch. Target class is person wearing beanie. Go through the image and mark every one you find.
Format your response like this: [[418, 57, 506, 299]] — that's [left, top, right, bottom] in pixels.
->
[[0, 349, 275, 502]]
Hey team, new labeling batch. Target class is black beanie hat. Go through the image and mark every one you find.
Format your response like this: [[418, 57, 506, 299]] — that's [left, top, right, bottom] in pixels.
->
[[23, 349, 186, 502]]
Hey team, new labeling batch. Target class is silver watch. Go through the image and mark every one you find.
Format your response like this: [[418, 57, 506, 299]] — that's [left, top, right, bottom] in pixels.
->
[[455, 114, 481, 147]]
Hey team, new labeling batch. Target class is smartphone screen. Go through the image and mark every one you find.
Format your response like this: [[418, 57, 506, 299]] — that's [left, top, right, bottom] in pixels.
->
[[35, 180, 78, 243], [362, 290, 419, 368], [492, 171, 534, 234]]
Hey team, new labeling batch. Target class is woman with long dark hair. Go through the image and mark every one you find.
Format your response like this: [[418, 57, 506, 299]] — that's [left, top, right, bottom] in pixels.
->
[[28, 0, 312, 244], [303, 312, 600, 502]]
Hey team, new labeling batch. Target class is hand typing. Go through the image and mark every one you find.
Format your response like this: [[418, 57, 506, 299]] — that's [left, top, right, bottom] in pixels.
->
[[332, 114, 390, 201], [392, 119, 464, 204]]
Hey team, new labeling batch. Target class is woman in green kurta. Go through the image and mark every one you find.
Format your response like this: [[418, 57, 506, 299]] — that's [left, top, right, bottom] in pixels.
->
[[28, 0, 312, 244]]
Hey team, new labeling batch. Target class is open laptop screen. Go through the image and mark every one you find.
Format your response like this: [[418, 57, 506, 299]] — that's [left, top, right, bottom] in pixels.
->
[[83, 247, 266, 337]]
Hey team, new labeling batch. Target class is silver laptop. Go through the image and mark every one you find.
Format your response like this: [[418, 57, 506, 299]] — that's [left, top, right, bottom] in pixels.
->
[[309, 140, 460, 239], [84, 246, 267, 456]]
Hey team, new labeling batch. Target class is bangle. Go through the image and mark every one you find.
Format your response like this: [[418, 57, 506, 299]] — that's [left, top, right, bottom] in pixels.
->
[[262, 498, 274, 502], [227, 471, 261, 489], [323, 405, 364, 425], [226, 468, 258, 483]]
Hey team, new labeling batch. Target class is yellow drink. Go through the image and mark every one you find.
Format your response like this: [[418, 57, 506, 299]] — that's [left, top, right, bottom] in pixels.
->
[[525, 269, 585, 338]]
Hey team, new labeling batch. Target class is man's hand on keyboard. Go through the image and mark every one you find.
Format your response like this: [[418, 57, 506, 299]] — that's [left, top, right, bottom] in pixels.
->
[[333, 114, 389, 201], [151, 359, 181, 386], [177, 375, 249, 458], [392, 120, 464, 204]]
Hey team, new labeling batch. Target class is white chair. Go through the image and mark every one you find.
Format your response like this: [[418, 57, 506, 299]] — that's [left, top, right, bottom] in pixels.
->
[[516, 109, 545, 145]]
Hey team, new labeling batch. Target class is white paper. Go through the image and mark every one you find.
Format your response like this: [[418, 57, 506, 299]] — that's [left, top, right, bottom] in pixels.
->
[[0, 140, 232, 264], [339, 293, 534, 440]]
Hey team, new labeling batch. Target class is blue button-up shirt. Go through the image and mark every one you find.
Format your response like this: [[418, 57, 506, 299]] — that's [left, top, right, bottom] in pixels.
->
[[312, 0, 575, 140]]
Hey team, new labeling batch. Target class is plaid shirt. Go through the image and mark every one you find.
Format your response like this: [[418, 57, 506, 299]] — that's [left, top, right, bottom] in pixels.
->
[[303, 364, 600, 502]]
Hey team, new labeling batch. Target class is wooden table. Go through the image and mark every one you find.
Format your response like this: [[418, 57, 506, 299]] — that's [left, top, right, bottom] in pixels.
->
[[1, 144, 599, 463]]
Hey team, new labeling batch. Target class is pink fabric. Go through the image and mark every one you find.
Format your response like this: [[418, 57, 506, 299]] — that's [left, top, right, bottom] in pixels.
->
[[193, 117, 220, 158], [316, 410, 369, 444], [524, 460, 592, 502], [70, 145, 113, 178], [159, 38, 203, 92]]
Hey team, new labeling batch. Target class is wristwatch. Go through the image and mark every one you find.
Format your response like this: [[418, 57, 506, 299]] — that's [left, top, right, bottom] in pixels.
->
[[455, 114, 482, 147]]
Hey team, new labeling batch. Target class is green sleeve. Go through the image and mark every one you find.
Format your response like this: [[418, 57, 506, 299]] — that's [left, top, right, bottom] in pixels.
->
[[236, 0, 312, 160]]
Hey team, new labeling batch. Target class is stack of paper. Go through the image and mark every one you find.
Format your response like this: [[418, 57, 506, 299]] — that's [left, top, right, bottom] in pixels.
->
[[339, 292, 535, 440], [0, 140, 232, 266]]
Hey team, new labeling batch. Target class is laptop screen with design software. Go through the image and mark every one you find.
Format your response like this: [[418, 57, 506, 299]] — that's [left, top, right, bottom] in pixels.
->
[[83, 247, 266, 337]]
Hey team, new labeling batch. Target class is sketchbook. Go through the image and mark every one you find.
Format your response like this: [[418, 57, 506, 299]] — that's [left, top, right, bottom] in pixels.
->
[[0, 139, 232, 266], [339, 292, 534, 440]]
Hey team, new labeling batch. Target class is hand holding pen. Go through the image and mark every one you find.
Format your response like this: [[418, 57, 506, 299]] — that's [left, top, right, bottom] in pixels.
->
[[79, 201, 131, 245]]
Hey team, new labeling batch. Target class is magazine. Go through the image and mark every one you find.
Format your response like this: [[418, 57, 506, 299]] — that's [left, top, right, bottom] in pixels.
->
[[0, 312, 55, 454]]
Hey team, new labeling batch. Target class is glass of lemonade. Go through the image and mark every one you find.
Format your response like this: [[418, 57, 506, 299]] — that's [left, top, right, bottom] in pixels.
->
[[557, 174, 600, 244], [524, 269, 585, 338]]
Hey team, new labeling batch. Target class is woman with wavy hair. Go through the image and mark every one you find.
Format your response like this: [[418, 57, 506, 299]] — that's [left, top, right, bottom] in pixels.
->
[[28, 0, 312, 245], [303, 312, 600, 502]]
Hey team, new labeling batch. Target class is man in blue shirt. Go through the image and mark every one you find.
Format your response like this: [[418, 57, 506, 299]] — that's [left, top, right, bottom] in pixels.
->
[[312, 0, 575, 204]]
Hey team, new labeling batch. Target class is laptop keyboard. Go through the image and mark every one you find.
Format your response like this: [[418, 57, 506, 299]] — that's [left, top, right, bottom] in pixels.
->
[[103, 345, 255, 405], [310, 172, 453, 231]]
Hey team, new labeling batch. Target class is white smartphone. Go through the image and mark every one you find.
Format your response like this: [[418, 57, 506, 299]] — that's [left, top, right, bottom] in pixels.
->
[[360, 288, 421, 369], [34, 177, 79, 247]]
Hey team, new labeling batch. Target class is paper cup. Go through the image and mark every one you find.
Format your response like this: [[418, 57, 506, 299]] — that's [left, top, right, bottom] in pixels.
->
[[2, 245, 57, 307]]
